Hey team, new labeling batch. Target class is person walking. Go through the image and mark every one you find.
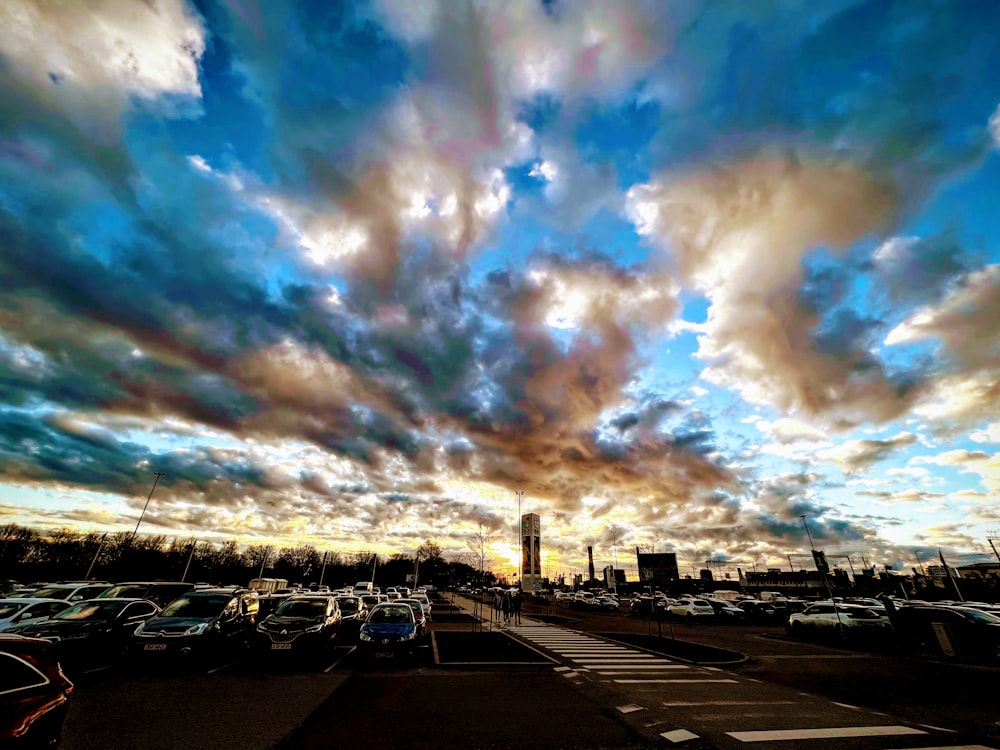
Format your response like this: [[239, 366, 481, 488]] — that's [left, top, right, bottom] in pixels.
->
[[512, 591, 522, 625], [501, 592, 511, 623]]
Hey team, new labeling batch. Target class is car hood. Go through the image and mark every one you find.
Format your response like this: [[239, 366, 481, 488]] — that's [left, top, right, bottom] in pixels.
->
[[141, 616, 215, 634], [21, 620, 103, 638], [363, 622, 415, 637], [263, 615, 321, 630]]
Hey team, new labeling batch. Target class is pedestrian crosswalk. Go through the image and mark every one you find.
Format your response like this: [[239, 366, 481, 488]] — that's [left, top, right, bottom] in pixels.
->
[[506, 624, 690, 677], [503, 623, 997, 749]]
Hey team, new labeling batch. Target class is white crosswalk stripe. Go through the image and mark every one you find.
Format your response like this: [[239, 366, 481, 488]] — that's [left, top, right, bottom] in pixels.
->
[[506, 624, 686, 675]]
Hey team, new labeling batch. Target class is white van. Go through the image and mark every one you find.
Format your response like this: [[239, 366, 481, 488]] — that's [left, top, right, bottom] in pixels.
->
[[353, 581, 374, 597]]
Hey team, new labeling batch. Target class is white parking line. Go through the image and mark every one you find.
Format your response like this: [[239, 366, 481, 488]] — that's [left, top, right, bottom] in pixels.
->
[[727, 726, 926, 742], [663, 701, 797, 707], [661, 729, 699, 743], [614, 678, 738, 684], [323, 646, 355, 673]]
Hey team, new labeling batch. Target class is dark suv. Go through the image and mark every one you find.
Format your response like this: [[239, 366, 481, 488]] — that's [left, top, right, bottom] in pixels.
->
[[255, 595, 341, 656], [132, 587, 259, 660]]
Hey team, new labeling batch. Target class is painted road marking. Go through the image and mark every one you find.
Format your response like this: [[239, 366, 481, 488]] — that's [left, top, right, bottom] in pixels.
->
[[661, 729, 699, 743], [727, 726, 926, 742], [617, 703, 645, 714], [663, 701, 797, 707], [614, 678, 738, 684]]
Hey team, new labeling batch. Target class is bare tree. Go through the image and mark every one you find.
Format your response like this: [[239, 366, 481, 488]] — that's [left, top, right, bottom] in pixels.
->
[[467, 524, 496, 584]]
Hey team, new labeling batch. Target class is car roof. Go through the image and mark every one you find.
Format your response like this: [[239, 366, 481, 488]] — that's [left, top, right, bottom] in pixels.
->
[[0, 597, 70, 604]]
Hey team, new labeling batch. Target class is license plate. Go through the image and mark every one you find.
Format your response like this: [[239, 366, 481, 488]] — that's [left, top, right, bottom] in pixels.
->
[[374, 651, 394, 659], [143, 644, 167, 651], [270, 643, 292, 650]]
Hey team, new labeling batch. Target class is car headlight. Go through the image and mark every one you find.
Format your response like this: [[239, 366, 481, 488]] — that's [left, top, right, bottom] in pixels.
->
[[400, 631, 415, 641], [256, 623, 268, 633], [359, 630, 372, 642], [184, 623, 209, 636], [134, 622, 146, 636], [305, 624, 324, 633]]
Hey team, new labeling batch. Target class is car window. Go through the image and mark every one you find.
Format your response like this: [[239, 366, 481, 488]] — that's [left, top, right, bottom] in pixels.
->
[[0, 653, 50, 695], [54, 601, 124, 621], [276, 599, 328, 617], [122, 601, 158, 618], [160, 595, 229, 618], [0, 602, 23, 619]]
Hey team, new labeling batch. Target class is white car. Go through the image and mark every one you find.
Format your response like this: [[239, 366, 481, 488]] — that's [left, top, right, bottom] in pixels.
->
[[667, 598, 715, 619], [410, 593, 432, 620], [787, 603, 890, 634], [0, 598, 73, 632]]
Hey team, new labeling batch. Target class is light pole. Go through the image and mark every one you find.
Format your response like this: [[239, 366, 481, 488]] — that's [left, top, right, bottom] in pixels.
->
[[131, 472, 165, 542], [801, 514, 845, 640], [515, 490, 524, 587]]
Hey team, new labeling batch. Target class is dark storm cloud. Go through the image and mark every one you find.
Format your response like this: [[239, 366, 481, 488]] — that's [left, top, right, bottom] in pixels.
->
[[872, 231, 973, 305], [0, 408, 268, 502]]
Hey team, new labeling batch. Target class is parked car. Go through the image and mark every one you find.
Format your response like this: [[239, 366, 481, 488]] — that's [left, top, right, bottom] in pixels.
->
[[333, 595, 368, 635], [255, 595, 341, 656], [704, 597, 747, 623], [19, 598, 161, 669], [893, 605, 1000, 661], [27, 583, 113, 603], [0, 635, 74, 748], [409, 593, 432, 621], [786, 603, 890, 637], [0, 599, 73, 633], [738, 600, 779, 623], [132, 587, 259, 660], [97, 581, 195, 609], [667, 598, 715, 620], [395, 599, 428, 637], [357, 603, 420, 660]]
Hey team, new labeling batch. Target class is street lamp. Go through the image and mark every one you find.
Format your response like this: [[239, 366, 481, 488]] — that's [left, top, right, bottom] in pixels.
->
[[515, 490, 524, 587], [131, 472, 165, 542]]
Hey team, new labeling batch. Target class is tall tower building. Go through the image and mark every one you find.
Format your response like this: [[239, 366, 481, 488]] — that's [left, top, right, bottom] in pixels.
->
[[521, 512, 541, 590]]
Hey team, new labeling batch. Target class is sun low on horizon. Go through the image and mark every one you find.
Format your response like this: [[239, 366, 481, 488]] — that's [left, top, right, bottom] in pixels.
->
[[0, 0, 998, 578]]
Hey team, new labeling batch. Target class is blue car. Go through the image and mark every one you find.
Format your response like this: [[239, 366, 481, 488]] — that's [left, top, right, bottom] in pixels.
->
[[357, 603, 419, 660]]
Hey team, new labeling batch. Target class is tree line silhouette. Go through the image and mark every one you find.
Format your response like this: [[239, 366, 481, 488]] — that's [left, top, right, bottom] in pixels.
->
[[0, 523, 495, 590]]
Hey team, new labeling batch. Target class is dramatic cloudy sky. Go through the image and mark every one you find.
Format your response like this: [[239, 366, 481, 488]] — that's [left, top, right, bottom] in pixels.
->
[[1, 0, 998, 579]]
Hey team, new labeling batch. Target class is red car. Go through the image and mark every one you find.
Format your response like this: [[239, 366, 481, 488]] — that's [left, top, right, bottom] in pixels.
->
[[0, 635, 74, 747]]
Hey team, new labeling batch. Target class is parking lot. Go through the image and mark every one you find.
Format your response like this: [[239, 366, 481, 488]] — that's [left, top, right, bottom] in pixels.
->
[[42, 592, 1000, 749]]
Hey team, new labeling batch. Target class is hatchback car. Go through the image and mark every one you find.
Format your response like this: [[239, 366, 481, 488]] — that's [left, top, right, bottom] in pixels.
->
[[357, 603, 420, 660], [394, 598, 428, 637], [255, 595, 341, 656], [18, 598, 161, 669], [0, 635, 74, 748], [0, 599, 73, 634]]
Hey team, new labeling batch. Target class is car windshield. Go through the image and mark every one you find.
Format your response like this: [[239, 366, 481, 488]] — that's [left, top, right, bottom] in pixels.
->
[[275, 599, 327, 617], [397, 601, 422, 617], [959, 608, 1000, 624], [368, 606, 412, 624], [336, 598, 359, 613], [54, 601, 125, 621], [28, 587, 73, 599], [0, 602, 26, 618], [100, 585, 147, 599], [160, 595, 230, 618]]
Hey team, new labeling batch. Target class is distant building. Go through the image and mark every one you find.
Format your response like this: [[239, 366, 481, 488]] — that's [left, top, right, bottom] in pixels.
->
[[636, 551, 679, 586]]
